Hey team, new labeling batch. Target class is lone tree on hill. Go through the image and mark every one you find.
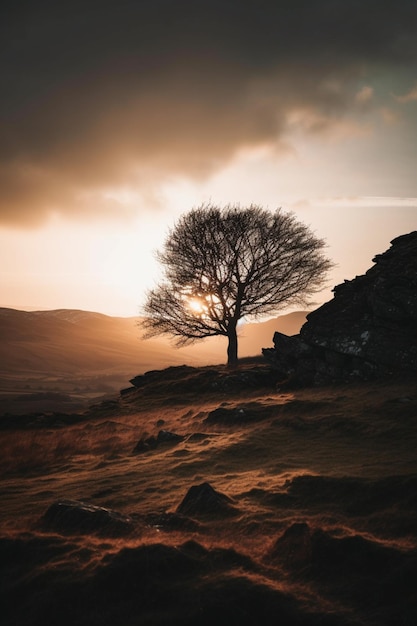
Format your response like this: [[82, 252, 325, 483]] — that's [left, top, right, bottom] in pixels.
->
[[142, 204, 333, 368]]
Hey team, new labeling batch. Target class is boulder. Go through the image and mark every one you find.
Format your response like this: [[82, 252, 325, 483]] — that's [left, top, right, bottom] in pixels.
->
[[157, 429, 184, 443], [267, 522, 405, 583], [263, 232, 417, 384], [268, 522, 312, 570], [176, 482, 238, 518], [40, 499, 135, 537], [133, 435, 158, 453]]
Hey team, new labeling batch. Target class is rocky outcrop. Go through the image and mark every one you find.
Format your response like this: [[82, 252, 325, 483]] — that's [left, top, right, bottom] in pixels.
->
[[125, 363, 278, 396], [263, 232, 417, 384]]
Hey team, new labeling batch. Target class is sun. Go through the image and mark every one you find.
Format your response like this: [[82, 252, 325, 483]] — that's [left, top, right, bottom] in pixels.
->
[[188, 297, 207, 315]]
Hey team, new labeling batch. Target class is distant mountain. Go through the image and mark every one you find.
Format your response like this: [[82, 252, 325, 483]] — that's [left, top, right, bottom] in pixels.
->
[[0, 308, 307, 411]]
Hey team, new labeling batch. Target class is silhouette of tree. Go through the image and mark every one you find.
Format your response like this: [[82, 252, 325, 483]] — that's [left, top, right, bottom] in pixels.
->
[[142, 204, 333, 367]]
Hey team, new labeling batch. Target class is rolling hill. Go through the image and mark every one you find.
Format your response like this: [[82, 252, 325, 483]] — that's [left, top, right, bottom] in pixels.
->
[[0, 308, 307, 413]]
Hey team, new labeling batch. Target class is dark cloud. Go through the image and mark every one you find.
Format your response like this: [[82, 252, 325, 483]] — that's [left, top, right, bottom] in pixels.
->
[[1, 0, 416, 225]]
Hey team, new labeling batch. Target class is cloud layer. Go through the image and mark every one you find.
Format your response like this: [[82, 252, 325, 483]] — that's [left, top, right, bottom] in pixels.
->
[[1, 0, 417, 226]]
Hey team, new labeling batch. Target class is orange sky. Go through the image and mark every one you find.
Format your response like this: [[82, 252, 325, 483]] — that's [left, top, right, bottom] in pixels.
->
[[1, 2, 416, 316]]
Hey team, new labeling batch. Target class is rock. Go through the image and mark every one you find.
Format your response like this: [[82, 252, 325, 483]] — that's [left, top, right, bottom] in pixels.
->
[[129, 365, 197, 388], [267, 522, 406, 583], [204, 402, 277, 425], [40, 499, 135, 537], [157, 429, 184, 443], [133, 430, 184, 454], [268, 522, 312, 570], [186, 432, 213, 442], [133, 435, 158, 453], [120, 386, 136, 396], [176, 482, 238, 518], [263, 232, 417, 384], [145, 512, 200, 531], [128, 364, 278, 397]]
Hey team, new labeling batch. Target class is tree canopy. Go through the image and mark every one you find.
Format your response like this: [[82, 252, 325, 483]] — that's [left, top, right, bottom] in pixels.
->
[[142, 204, 333, 367]]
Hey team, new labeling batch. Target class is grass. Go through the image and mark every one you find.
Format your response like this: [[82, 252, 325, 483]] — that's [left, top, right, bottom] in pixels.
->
[[0, 366, 416, 625]]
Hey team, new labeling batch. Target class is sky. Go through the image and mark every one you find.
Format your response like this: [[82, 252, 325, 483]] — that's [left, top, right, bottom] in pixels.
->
[[1, 0, 417, 317]]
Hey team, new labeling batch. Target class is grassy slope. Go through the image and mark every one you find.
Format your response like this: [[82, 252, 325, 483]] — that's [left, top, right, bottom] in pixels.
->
[[1, 366, 416, 625]]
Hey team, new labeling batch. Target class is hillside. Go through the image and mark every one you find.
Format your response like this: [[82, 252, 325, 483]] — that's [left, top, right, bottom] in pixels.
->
[[0, 308, 307, 413], [1, 367, 416, 626]]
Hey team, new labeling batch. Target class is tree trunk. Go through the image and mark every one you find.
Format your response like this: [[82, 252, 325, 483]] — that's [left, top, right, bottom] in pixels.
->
[[227, 324, 238, 369]]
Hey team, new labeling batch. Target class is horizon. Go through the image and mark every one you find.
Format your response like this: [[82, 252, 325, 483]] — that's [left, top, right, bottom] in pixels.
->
[[1, 2, 417, 317], [0, 304, 308, 327]]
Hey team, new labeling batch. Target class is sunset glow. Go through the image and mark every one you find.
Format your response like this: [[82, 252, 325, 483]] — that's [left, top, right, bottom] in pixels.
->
[[0, 2, 416, 316], [187, 297, 208, 316], [1, 6, 417, 623]]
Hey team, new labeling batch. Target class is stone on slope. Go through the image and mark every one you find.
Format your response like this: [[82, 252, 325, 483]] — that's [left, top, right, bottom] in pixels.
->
[[40, 499, 135, 537], [176, 482, 238, 518], [133, 430, 184, 454]]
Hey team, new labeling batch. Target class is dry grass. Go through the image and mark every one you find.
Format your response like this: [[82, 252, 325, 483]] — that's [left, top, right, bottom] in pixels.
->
[[0, 423, 136, 476], [1, 371, 416, 625]]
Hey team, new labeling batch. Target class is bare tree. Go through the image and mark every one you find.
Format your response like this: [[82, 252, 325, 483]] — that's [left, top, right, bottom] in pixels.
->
[[142, 204, 333, 367]]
